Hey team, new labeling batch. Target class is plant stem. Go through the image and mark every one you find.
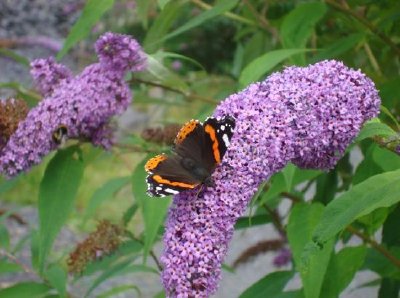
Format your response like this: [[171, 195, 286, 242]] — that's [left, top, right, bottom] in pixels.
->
[[0, 249, 36, 275], [242, 0, 279, 39], [325, 0, 400, 57], [347, 225, 400, 269], [130, 77, 218, 104]]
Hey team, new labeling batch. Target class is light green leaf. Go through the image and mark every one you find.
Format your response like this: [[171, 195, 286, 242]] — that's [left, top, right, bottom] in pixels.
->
[[136, 0, 152, 28], [158, 0, 171, 9], [161, 0, 239, 42], [146, 54, 189, 93], [38, 146, 84, 273], [97, 284, 141, 298], [313, 169, 400, 244], [239, 271, 294, 298], [45, 265, 67, 298], [287, 203, 334, 298], [0, 49, 30, 67], [57, 0, 114, 59], [282, 163, 296, 191], [157, 51, 205, 70], [0, 261, 22, 274], [83, 176, 130, 225], [144, 1, 186, 53], [132, 156, 170, 262], [239, 49, 311, 86], [281, 2, 327, 64], [312, 33, 365, 62], [355, 119, 397, 142], [321, 246, 367, 298], [0, 282, 51, 298]]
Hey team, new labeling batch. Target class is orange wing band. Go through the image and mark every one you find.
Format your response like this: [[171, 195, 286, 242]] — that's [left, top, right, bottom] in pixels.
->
[[175, 120, 199, 144], [152, 175, 197, 189], [204, 124, 221, 163], [144, 154, 167, 172]]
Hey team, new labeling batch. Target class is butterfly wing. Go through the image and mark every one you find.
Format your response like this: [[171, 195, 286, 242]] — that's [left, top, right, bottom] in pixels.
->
[[145, 154, 200, 197]]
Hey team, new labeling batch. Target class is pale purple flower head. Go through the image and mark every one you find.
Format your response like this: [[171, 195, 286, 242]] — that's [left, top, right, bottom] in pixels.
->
[[161, 60, 380, 297], [0, 32, 146, 177]]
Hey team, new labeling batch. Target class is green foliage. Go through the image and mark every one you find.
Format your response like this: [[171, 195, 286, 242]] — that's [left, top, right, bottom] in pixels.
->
[[1, 0, 400, 297]]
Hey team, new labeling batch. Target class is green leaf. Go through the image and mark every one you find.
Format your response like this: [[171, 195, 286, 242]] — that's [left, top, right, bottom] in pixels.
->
[[97, 284, 141, 298], [372, 146, 400, 172], [30, 230, 40, 271], [57, 0, 115, 59], [282, 163, 296, 191], [85, 261, 130, 297], [144, 1, 186, 53], [363, 247, 400, 279], [83, 176, 130, 225], [287, 203, 334, 298], [81, 240, 142, 277], [314, 170, 338, 205], [239, 48, 311, 87], [321, 246, 367, 298], [132, 156, 170, 262], [313, 169, 400, 244], [122, 203, 139, 227], [38, 146, 84, 273], [355, 119, 397, 142], [136, 0, 152, 28], [0, 48, 30, 67], [239, 271, 294, 298], [0, 261, 22, 274], [281, 2, 327, 64], [311, 33, 365, 62], [0, 282, 51, 298], [234, 214, 271, 230], [146, 54, 189, 93], [45, 265, 67, 298], [0, 224, 10, 249], [158, 0, 171, 9], [161, 0, 240, 42]]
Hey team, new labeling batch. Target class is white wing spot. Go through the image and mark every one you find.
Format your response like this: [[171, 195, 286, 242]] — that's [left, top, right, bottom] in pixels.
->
[[222, 134, 230, 147], [165, 188, 179, 195], [220, 125, 225, 131]]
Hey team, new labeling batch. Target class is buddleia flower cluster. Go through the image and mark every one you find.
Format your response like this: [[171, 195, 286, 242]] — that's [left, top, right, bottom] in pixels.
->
[[161, 60, 381, 297], [0, 32, 146, 177]]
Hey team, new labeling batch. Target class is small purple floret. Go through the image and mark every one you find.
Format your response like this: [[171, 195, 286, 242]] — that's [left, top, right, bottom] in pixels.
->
[[273, 248, 292, 267], [161, 60, 380, 297], [0, 32, 146, 177]]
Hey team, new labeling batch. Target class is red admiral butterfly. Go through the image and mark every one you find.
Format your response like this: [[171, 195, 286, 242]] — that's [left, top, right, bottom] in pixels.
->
[[145, 116, 235, 197]]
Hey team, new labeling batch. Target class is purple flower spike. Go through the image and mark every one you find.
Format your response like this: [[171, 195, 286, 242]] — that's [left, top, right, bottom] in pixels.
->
[[95, 32, 147, 74], [161, 60, 380, 297], [30, 57, 73, 97], [273, 248, 292, 267], [0, 33, 146, 177]]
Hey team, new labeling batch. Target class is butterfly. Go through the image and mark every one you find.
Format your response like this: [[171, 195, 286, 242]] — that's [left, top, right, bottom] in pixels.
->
[[144, 116, 235, 197]]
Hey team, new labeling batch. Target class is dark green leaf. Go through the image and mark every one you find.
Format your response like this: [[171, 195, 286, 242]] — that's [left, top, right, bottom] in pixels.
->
[[363, 247, 400, 279], [239, 271, 294, 298], [144, 1, 186, 53], [321, 246, 367, 298], [287, 203, 334, 298], [0, 225, 10, 249], [30, 230, 40, 271], [83, 176, 130, 225], [132, 156, 170, 262], [239, 49, 311, 86], [311, 33, 365, 62], [38, 146, 84, 273], [378, 278, 400, 298], [313, 169, 400, 244], [122, 203, 139, 227], [353, 144, 383, 185], [234, 214, 271, 230], [57, 0, 115, 59], [282, 163, 296, 191], [280, 2, 327, 64], [0, 282, 51, 298], [161, 0, 240, 42], [314, 170, 337, 205]]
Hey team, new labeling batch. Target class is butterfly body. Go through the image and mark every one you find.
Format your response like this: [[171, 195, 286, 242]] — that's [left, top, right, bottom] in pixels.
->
[[145, 116, 235, 197]]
